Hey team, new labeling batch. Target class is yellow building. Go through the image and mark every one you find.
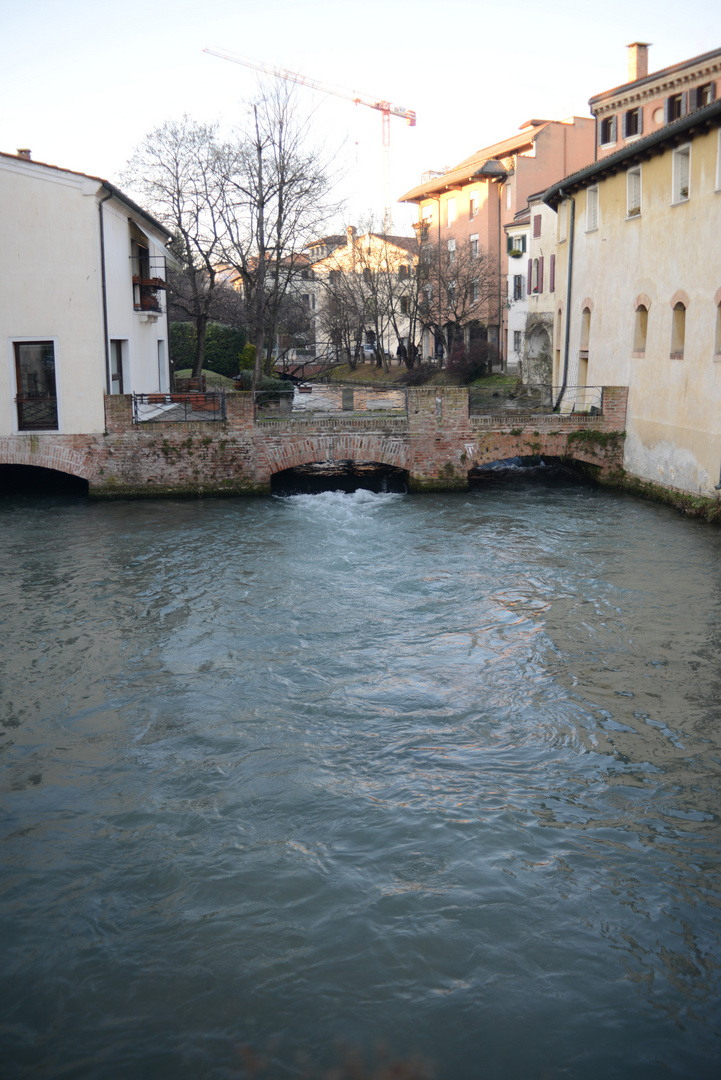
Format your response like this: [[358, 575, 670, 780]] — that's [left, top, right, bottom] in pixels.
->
[[544, 99, 721, 497]]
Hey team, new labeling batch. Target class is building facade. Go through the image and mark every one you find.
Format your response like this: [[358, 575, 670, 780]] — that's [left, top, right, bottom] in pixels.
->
[[592, 43, 721, 161], [1, 150, 174, 438], [544, 99, 721, 496], [399, 118, 595, 362]]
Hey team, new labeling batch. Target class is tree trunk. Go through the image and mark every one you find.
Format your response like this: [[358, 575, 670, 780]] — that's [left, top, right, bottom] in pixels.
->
[[192, 316, 208, 380]]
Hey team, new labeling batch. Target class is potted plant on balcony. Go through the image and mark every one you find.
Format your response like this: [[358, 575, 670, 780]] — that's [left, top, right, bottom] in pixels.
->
[[509, 249, 523, 259]]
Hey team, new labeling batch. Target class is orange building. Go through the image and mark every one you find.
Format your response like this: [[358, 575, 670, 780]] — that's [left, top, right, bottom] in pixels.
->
[[398, 118, 594, 362]]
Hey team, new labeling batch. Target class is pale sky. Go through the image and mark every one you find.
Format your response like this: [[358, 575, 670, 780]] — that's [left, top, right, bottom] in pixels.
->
[[2, 0, 719, 233]]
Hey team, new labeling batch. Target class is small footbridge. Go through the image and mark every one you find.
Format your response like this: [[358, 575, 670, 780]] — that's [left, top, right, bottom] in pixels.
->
[[0, 384, 628, 496]]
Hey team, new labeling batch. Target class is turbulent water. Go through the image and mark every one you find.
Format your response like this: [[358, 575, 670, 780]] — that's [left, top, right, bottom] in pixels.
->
[[1, 474, 721, 1079]]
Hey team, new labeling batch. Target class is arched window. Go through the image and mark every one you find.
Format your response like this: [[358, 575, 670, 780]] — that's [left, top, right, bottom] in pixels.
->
[[579, 307, 591, 355], [633, 305, 648, 355], [715, 300, 721, 358], [671, 302, 686, 358]]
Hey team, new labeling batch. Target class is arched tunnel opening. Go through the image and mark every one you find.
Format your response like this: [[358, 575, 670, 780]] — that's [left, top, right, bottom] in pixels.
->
[[271, 460, 408, 496], [468, 455, 594, 489], [0, 465, 89, 498]]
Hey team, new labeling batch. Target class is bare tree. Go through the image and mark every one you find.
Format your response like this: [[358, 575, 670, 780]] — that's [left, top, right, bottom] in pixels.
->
[[315, 225, 420, 371], [217, 83, 341, 384], [417, 237, 498, 360], [122, 118, 228, 379]]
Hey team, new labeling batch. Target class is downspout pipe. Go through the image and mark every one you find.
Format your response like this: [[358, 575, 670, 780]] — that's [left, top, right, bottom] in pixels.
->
[[99, 186, 113, 396], [555, 188, 575, 411]]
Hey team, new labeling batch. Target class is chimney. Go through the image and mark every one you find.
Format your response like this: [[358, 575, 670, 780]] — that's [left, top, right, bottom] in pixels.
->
[[346, 225, 356, 247], [626, 42, 651, 82], [16, 148, 32, 160]]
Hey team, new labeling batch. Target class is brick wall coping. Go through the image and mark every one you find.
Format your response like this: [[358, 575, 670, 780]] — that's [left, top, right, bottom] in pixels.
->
[[470, 413, 610, 428], [254, 417, 410, 433]]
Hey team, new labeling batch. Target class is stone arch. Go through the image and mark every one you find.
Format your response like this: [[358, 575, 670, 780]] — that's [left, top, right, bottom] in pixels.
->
[[670, 289, 690, 309], [580, 296, 594, 313], [262, 434, 411, 478], [525, 323, 552, 384], [634, 292, 652, 311], [714, 286, 721, 307], [0, 438, 96, 481]]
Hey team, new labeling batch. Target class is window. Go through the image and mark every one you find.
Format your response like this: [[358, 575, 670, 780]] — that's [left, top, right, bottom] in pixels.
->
[[633, 305, 648, 355], [446, 197, 456, 226], [447, 238, 456, 263], [505, 184, 512, 211], [599, 116, 617, 145], [533, 214, 542, 238], [624, 108, 643, 138], [507, 234, 526, 254], [471, 278, 479, 303], [513, 275, 523, 300], [691, 83, 715, 110], [362, 267, 372, 282], [580, 307, 591, 357], [470, 191, 479, 218], [673, 145, 690, 202], [586, 186, 599, 231], [666, 93, 687, 123], [399, 264, 409, 279], [400, 296, 409, 315], [549, 254, 556, 293], [422, 205, 433, 225], [470, 233, 479, 258], [158, 340, 168, 392], [671, 302, 686, 358], [627, 167, 641, 216], [329, 270, 340, 284], [514, 331, 523, 352], [14, 341, 58, 430], [110, 339, 125, 394], [532, 258, 540, 293], [447, 281, 456, 305]]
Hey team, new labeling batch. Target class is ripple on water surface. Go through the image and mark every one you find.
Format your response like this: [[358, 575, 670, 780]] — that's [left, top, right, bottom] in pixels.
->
[[1, 485, 721, 1079]]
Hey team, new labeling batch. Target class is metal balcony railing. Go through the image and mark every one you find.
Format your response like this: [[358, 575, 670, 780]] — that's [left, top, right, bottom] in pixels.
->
[[132, 392, 226, 423], [131, 255, 167, 313], [16, 394, 58, 430]]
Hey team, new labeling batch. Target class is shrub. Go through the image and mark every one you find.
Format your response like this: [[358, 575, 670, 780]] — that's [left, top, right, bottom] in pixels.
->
[[446, 339, 500, 384], [396, 362, 436, 386], [169, 322, 249, 378]]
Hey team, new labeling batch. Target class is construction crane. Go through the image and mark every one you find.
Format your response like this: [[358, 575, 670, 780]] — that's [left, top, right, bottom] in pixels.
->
[[203, 46, 416, 232]]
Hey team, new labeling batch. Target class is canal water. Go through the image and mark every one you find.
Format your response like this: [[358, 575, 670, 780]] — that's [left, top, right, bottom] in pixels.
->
[[1, 474, 721, 1079]]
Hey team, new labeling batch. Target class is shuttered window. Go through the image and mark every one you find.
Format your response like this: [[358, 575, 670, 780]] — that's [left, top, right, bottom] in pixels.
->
[[599, 116, 617, 145], [549, 254, 556, 293], [527, 259, 533, 294], [623, 108, 643, 137], [666, 93, 687, 123], [537, 256, 544, 293], [586, 187, 599, 231], [533, 215, 542, 238]]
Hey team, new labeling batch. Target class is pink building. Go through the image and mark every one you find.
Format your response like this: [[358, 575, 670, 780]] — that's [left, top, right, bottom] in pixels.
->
[[591, 43, 720, 160]]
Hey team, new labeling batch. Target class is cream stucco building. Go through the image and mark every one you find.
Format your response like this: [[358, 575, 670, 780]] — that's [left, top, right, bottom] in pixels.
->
[[1, 150, 175, 438], [544, 99, 721, 496]]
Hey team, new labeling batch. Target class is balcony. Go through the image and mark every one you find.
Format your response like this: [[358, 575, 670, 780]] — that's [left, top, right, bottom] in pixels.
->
[[131, 255, 167, 315]]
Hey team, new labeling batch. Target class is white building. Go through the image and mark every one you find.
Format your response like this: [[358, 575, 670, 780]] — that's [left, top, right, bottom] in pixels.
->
[[504, 210, 529, 372], [523, 192, 558, 384], [1, 149, 176, 437]]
